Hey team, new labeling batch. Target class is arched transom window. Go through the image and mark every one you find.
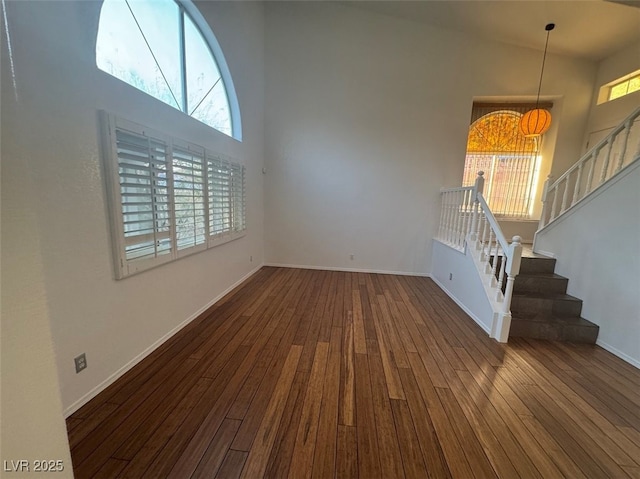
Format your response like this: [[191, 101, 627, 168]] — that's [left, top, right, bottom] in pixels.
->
[[463, 108, 541, 218], [96, 0, 241, 140]]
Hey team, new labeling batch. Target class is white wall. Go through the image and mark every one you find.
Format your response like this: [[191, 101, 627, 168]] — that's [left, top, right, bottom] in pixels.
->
[[430, 241, 495, 334], [1, 87, 74, 474], [263, 2, 595, 274], [584, 40, 640, 152], [535, 161, 640, 367], [498, 220, 538, 245], [1, 0, 265, 423]]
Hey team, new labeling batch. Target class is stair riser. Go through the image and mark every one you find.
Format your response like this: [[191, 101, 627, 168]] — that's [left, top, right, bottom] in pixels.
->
[[507, 253, 598, 344], [514, 276, 569, 295], [519, 257, 556, 275], [511, 297, 583, 318], [510, 320, 599, 343], [490, 256, 557, 275]]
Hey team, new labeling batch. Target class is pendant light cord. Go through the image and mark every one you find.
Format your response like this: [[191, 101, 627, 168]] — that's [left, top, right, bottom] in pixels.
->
[[535, 23, 555, 110]]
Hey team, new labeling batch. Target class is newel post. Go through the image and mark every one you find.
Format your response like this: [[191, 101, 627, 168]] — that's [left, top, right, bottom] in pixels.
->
[[494, 236, 522, 343], [539, 174, 553, 230], [469, 171, 485, 242]]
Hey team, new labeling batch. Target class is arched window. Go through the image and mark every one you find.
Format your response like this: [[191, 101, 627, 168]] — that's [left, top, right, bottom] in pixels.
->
[[96, 0, 241, 140], [463, 108, 541, 218]]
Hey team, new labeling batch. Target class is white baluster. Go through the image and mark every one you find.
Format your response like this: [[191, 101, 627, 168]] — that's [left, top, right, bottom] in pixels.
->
[[616, 119, 632, 172], [480, 211, 488, 257], [444, 191, 452, 244], [599, 137, 614, 185], [465, 190, 472, 235], [438, 193, 445, 240], [449, 192, 455, 243], [470, 199, 479, 243], [470, 172, 484, 243], [440, 192, 446, 241], [538, 174, 553, 229], [571, 163, 583, 206], [438, 193, 443, 239], [456, 190, 464, 248], [561, 176, 570, 214], [586, 152, 596, 194], [496, 248, 507, 301], [475, 211, 484, 251], [467, 189, 474, 237], [491, 240, 500, 285], [452, 190, 459, 246], [461, 190, 470, 247], [450, 191, 456, 244], [550, 185, 559, 222], [485, 229, 494, 273], [467, 189, 474, 233]]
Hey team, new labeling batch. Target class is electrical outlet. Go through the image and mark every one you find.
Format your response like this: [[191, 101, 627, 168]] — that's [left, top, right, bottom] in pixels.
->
[[350, 254, 355, 260], [449, 273, 453, 280], [75, 353, 87, 373], [250, 255, 253, 262]]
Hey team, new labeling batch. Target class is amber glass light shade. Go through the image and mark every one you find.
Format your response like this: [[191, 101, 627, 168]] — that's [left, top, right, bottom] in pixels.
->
[[519, 108, 552, 137]]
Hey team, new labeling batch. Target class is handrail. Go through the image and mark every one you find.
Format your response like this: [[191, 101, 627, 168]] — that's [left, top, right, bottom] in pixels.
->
[[539, 106, 640, 230], [440, 185, 474, 194], [476, 193, 509, 253], [437, 172, 522, 342]]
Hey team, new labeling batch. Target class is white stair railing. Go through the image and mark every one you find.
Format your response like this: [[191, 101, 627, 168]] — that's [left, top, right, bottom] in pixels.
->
[[437, 172, 523, 342], [539, 106, 640, 229], [438, 185, 474, 251]]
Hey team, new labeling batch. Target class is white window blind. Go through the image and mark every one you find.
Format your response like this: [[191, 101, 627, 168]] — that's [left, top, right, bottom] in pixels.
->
[[231, 162, 246, 233], [173, 142, 207, 255], [102, 112, 246, 278], [208, 156, 231, 239]]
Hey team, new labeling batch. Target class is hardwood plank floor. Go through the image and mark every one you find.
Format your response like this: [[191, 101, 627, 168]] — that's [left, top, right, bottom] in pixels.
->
[[66, 267, 640, 478]]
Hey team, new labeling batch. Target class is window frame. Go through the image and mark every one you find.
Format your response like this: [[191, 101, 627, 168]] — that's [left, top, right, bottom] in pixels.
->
[[462, 105, 544, 219], [607, 73, 640, 102], [101, 111, 246, 279], [597, 70, 640, 105], [96, 0, 242, 141]]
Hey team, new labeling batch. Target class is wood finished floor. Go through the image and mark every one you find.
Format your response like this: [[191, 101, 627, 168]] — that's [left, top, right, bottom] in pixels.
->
[[66, 267, 640, 478]]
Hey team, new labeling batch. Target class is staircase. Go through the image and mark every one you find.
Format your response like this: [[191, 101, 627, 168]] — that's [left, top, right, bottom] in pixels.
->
[[436, 109, 638, 345], [520, 107, 640, 344], [507, 248, 599, 343]]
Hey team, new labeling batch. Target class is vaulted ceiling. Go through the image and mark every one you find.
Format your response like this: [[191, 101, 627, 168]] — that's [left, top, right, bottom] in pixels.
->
[[344, 0, 640, 62]]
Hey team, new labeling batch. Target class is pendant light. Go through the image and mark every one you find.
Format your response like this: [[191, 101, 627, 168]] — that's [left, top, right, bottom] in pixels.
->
[[520, 23, 555, 138]]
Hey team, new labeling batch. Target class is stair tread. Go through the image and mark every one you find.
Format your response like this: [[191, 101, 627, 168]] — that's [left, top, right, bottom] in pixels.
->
[[511, 314, 598, 328], [521, 251, 553, 259], [517, 272, 567, 280], [512, 292, 581, 301]]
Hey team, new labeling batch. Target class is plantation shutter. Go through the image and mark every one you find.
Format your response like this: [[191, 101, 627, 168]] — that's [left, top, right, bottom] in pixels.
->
[[102, 112, 246, 278], [115, 126, 173, 275], [207, 155, 232, 239], [231, 163, 246, 233], [172, 141, 207, 256]]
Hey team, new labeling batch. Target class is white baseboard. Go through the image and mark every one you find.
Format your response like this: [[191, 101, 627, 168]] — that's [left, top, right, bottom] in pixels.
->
[[63, 265, 263, 417], [264, 262, 430, 277], [531, 247, 556, 258], [596, 339, 640, 369], [430, 275, 491, 335]]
